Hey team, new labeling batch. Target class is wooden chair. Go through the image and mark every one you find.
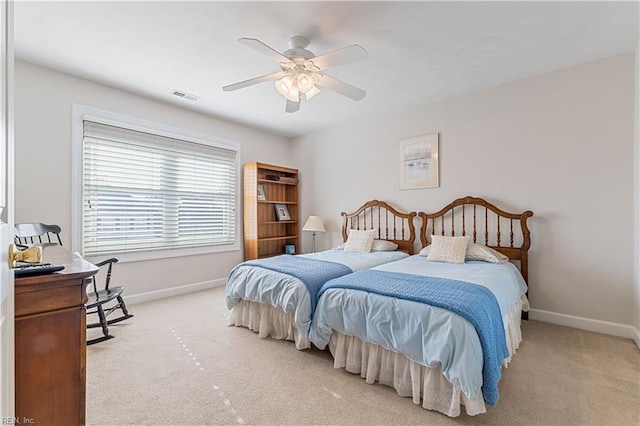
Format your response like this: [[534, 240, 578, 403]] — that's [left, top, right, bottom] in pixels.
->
[[14, 223, 62, 246], [85, 257, 133, 345], [13, 223, 133, 345]]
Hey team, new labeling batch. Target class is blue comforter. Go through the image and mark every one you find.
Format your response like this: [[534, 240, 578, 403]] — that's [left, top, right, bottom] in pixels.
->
[[317, 269, 509, 406], [232, 255, 352, 313]]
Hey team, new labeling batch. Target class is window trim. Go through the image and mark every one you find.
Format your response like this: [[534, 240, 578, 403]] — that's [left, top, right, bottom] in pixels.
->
[[71, 104, 241, 263]]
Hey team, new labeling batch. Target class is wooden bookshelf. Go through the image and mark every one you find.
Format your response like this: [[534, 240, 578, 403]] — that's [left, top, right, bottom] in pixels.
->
[[243, 162, 299, 260]]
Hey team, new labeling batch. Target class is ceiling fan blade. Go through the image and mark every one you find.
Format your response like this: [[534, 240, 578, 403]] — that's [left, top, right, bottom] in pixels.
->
[[223, 71, 286, 92], [285, 99, 300, 113], [309, 45, 368, 70], [239, 38, 292, 63], [316, 74, 366, 101]]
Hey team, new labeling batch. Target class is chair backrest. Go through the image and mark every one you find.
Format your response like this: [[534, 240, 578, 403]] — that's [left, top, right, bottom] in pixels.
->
[[15, 223, 63, 246]]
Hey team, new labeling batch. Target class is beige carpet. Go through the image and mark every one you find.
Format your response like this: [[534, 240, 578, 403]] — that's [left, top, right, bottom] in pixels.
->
[[87, 287, 640, 425]]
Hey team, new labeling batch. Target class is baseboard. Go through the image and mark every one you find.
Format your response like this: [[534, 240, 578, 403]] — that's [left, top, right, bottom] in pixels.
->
[[125, 278, 227, 305], [633, 326, 640, 350], [529, 308, 640, 349]]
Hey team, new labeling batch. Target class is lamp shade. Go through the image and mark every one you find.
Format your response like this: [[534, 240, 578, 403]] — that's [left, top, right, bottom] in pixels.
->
[[302, 216, 325, 233]]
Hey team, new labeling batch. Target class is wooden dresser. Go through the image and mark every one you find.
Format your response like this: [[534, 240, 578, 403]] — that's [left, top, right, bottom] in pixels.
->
[[14, 245, 98, 425]]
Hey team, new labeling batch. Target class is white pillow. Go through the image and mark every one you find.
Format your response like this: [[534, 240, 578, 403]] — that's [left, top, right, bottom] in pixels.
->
[[426, 235, 469, 264], [419, 242, 509, 264], [418, 245, 430, 256], [371, 239, 398, 252], [343, 229, 377, 253], [466, 244, 509, 264]]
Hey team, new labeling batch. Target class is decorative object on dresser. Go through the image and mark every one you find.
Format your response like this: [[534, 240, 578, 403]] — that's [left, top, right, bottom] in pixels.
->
[[302, 216, 326, 253], [243, 162, 299, 260]]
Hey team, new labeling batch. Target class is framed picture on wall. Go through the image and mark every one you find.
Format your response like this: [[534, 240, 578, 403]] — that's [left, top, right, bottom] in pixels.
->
[[399, 133, 439, 189], [257, 184, 266, 201], [274, 204, 292, 221]]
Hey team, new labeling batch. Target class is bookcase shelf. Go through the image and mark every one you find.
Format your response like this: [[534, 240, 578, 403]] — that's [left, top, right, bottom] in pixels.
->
[[258, 235, 299, 242], [258, 200, 297, 204], [257, 178, 298, 186], [259, 221, 298, 225], [243, 162, 299, 260]]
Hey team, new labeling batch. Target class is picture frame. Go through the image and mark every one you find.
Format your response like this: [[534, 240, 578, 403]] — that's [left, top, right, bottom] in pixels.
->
[[257, 184, 266, 201], [274, 204, 292, 221], [399, 133, 439, 190]]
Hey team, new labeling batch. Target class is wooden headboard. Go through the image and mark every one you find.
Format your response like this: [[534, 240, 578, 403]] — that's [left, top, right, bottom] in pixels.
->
[[419, 196, 533, 283], [341, 200, 417, 254]]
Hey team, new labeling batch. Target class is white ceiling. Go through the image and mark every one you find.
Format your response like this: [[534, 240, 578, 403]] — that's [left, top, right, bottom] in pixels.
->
[[14, 1, 639, 138]]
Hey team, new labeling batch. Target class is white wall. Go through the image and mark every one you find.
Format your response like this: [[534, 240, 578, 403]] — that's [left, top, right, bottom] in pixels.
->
[[293, 52, 636, 330], [635, 46, 640, 344], [14, 53, 639, 339], [14, 60, 293, 298]]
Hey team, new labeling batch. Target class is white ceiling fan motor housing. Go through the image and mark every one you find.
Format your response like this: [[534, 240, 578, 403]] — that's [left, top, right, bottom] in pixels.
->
[[282, 36, 315, 60]]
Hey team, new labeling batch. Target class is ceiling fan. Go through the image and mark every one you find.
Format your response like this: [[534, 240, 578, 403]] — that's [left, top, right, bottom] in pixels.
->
[[223, 36, 368, 113]]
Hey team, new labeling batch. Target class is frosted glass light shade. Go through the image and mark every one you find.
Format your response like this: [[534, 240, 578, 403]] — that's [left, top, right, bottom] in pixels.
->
[[297, 73, 315, 93], [275, 70, 321, 103], [304, 85, 320, 100], [275, 76, 299, 102]]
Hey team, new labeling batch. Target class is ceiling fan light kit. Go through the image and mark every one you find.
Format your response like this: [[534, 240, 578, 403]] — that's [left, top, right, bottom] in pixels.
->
[[223, 36, 368, 113], [274, 57, 320, 102], [275, 76, 298, 102]]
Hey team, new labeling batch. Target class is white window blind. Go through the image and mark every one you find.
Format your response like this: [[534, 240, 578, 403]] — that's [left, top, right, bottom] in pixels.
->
[[82, 120, 237, 257]]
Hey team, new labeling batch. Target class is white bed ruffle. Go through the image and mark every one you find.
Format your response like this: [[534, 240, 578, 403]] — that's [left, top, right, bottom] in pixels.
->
[[229, 300, 310, 349], [327, 295, 528, 417]]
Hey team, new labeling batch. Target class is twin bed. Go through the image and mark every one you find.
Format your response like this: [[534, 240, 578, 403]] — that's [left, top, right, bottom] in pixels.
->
[[226, 200, 416, 349], [225, 197, 533, 417]]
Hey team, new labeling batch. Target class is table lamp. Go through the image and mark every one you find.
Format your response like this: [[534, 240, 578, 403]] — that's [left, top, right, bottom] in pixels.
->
[[302, 216, 325, 253]]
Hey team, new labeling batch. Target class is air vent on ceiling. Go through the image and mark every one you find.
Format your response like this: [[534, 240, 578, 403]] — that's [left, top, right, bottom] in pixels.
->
[[171, 90, 199, 101]]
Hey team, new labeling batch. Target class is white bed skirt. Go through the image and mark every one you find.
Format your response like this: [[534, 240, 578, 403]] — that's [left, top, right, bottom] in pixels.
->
[[229, 300, 310, 349], [328, 296, 528, 417]]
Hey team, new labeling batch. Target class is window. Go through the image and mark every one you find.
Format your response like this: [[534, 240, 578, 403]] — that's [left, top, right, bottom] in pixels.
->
[[74, 107, 239, 259]]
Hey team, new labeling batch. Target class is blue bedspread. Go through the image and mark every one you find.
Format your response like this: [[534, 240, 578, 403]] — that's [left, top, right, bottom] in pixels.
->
[[233, 255, 352, 313], [319, 269, 509, 406]]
